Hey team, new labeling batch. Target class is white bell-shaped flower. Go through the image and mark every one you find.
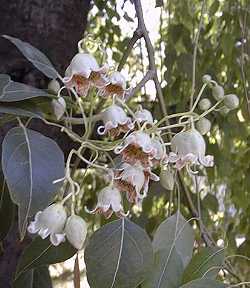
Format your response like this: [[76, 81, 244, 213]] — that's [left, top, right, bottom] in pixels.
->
[[52, 97, 66, 120], [98, 71, 127, 98], [170, 129, 214, 171], [88, 186, 126, 219], [63, 53, 108, 96], [97, 104, 134, 137], [65, 215, 87, 250], [151, 138, 166, 165], [27, 203, 67, 246], [134, 108, 154, 126], [114, 163, 159, 203], [114, 131, 155, 167]]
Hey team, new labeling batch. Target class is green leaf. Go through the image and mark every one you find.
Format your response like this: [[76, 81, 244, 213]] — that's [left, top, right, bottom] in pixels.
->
[[2, 127, 65, 239], [180, 279, 227, 288], [143, 212, 194, 288], [0, 74, 50, 102], [85, 218, 153, 288], [13, 270, 33, 288], [0, 173, 15, 240], [182, 246, 225, 284], [15, 237, 76, 279], [2, 35, 59, 79], [0, 101, 44, 119], [153, 212, 194, 267], [33, 266, 52, 288]]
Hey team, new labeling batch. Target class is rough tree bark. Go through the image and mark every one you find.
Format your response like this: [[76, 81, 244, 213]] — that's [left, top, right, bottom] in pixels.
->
[[0, 1, 91, 287]]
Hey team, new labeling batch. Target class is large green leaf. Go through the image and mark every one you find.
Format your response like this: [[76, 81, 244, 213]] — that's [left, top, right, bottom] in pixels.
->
[[0, 173, 15, 240], [182, 246, 225, 284], [180, 279, 227, 288], [1, 127, 65, 239], [15, 237, 76, 280], [13, 269, 33, 288], [3, 36, 59, 79], [85, 218, 153, 288], [0, 74, 50, 102], [0, 101, 44, 118], [144, 212, 194, 288]]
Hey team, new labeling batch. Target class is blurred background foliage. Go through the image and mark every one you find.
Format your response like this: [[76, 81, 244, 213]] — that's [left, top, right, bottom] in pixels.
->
[[0, 0, 249, 286], [75, 0, 250, 283]]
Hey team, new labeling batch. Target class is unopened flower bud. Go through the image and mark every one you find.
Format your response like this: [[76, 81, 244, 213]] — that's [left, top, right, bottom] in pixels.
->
[[202, 74, 212, 84], [212, 84, 224, 101], [65, 215, 87, 250], [160, 169, 175, 190], [48, 79, 61, 94], [52, 97, 66, 120], [223, 94, 239, 110], [196, 118, 211, 135], [198, 98, 212, 111], [220, 106, 230, 115]]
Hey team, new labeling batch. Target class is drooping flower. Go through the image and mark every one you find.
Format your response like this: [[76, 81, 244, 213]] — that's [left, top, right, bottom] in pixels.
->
[[87, 186, 127, 219], [63, 53, 108, 96], [98, 71, 127, 99], [114, 131, 156, 167], [27, 203, 67, 246], [169, 128, 214, 171], [65, 215, 88, 250], [115, 131, 165, 168], [97, 104, 134, 138], [114, 163, 159, 203], [134, 108, 154, 127]]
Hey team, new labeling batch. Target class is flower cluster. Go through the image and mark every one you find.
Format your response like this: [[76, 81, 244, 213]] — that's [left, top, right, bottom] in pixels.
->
[[40, 48, 240, 243]]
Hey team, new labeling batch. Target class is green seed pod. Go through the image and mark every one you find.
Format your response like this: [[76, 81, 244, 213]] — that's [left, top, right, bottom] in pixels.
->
[[65, 215, 87, 250], [212, 84, 224, 101], [224, 94, 239, 110], [198, 98, 212, 111], [196, 118, 211, 135]]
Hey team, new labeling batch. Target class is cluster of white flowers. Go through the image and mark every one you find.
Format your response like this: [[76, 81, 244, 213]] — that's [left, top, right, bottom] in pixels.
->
[[37, 50, 239, 247]]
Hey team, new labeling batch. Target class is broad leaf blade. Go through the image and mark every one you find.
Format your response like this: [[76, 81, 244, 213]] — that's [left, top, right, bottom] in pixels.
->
[[13, 270, 33, 288], [0, 173, 15, 240], [2, 127, 65, 239], [3, 35, 59, 79], [85, 218, 153, 288], [182, 246, 225, 283], [144, 212, 194, 288], [33, 266, 53, 288], [15, 237, 76, 279], [0, 74, 50, 102], [180, 279, 227, 288], [153, 212, 194, 267]]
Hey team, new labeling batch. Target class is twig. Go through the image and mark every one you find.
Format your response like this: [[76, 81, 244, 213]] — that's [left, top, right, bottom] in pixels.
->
[[190, 0, 206, 109]]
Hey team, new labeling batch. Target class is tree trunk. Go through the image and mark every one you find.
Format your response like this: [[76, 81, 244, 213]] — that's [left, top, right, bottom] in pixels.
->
[[0, 1, 91, 287]]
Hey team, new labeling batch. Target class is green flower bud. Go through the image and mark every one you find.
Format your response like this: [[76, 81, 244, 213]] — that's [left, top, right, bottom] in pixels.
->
[[212, 84, 224, 101], [65, 215, 87, 250], [198, 98, 212, 111], [224, 94, 239, 110], [202, 74, 212, 84], [52, 97, 66, 120], [48, 79, 61, 94], [160, 169, 175, 190], [196, 118, 211, 135]]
